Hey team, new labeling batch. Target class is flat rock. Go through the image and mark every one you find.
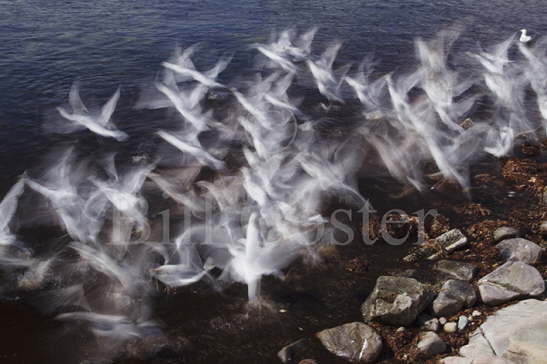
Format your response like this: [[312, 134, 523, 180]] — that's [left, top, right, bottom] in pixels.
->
[[315, 322, 382, 363], [496, 238, 543, 264], [478, 261, 545, 305], [416, 331, 446, 358], [361, 276, 431, 326], [444, 299, 547, 363], [492, 227, 520, 242], [432, 280, 477, 317], [433, 260, 478, 281]]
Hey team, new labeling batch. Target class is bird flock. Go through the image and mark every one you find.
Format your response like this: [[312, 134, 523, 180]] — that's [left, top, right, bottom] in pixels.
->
[[0, 27, 545, 356]]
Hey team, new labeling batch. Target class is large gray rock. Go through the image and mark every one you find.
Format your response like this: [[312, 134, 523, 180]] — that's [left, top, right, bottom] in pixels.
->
[[432, 280, 477, 317], [433, 260, 478, 281], [442, 299, 547, 363], [492, 227, 519, 242], [315, 322, 382, 363], [416, 331, 446, 358], [361, 276, 431, 326], [478, 261, 545, 305], [496, 238, 544, 264]]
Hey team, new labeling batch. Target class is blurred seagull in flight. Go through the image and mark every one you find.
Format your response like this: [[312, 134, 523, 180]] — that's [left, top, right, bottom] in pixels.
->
[[161, 45, 231, 88], [519, 29, 532, 44], [57, 84, 128, 141]]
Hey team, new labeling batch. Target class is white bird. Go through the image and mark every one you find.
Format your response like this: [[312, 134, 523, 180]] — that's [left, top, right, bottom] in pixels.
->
[[162, 51, 231, 88], [57, 84, 128, 141], [306, 42, 347, 102], [519, 29, 532, 43], [57, 312, 158, 340], [88, 160, 154, 234], [0, 178, 25, 246], [157, 130, 225, 170], [155, 82, 211, 133]]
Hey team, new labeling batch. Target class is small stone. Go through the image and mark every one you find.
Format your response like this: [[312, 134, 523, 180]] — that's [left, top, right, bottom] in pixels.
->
[[433, 260, 478, 281], [396, 327, 405, 332], [298, 360, 318, 364], [543, 186, 547, 205], [540, 221, 547, 236], [460, 118, 473, 129], [458, 316, 468, 331], [493, 227, 520, 242], [432, 280, 477, 317], [444, 322, 457, 333], [496, 238, 544, 264], [416, 331, 447, 358], [472, 310, 481, 317], [316, 322, 383, 363], [439, 317, 447, 325], [418, 315, 440, 332]]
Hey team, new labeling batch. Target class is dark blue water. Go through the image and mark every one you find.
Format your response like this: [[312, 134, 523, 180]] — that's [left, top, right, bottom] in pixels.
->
[[0, 0, 543, 184]]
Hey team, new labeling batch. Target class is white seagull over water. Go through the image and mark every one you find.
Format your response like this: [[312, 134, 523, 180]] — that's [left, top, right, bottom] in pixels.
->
[[57, 84, 128, 141], [162, 45, 231, 88], [519, 29, 532, 44]]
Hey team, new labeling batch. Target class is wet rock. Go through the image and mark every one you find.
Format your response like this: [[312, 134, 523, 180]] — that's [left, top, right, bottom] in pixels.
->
[[432, 280, 476, 317], [457, 316, 468, 330], [433, 260, 478, 281], [444, 299, 547, 363], [492, 227, 519, 242], [496, 238, 543, 264], [444, 322, 457, 333], [417, 331, 447, 358], [478, 261, 545, 305], [315, 322, 382, 363], [361, 276, 431, 326]]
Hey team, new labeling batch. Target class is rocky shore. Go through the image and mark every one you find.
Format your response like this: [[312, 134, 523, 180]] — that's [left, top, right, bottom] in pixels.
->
[[276, 152, 547, 364]]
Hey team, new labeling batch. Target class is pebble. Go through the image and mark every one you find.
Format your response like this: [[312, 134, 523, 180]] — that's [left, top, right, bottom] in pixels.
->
[[472, 310, 481, 317], [457, 316, 468, 331], [396, 327, 405, 332], [443, 322, 457, 333], [492, 226, 519, 242], [439, 317, 447, 325], [540, 221, 547, 236]]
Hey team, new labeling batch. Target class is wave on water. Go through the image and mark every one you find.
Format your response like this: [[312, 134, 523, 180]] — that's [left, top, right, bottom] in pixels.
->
[[0, 26, 545, 358]]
